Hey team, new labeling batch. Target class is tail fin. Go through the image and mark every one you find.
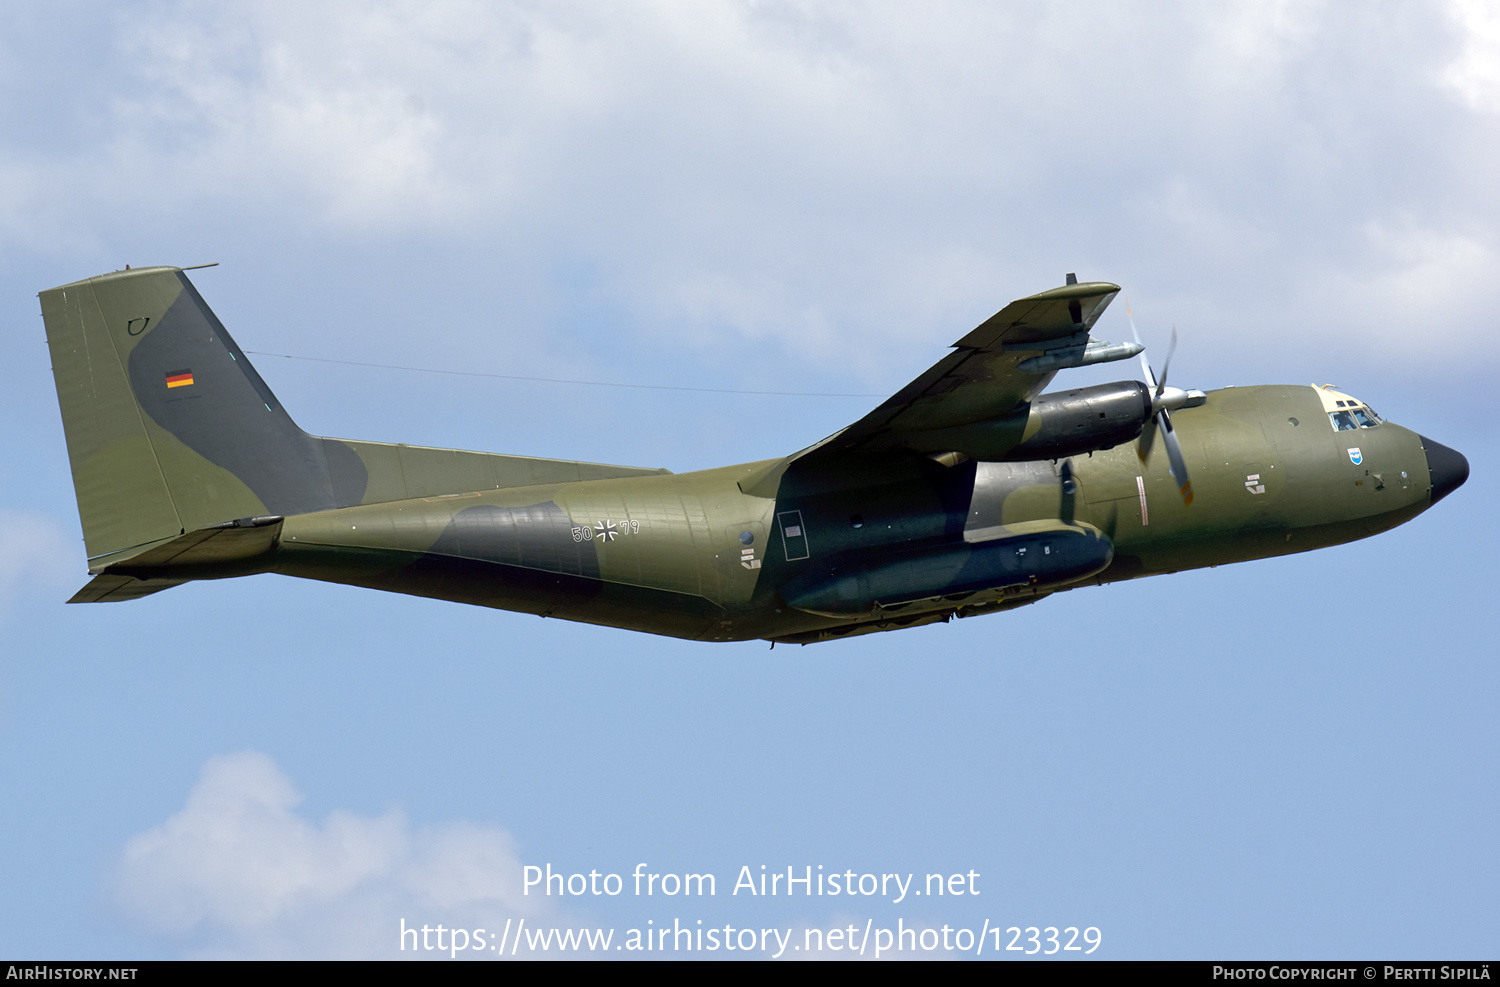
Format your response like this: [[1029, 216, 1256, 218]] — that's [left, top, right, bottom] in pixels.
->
[[41, 266, 367, 567]]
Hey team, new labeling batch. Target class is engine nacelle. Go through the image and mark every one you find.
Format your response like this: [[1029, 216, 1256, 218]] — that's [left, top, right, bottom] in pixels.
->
[[1000, 380, 1153, 461], [903, 380, 1153, 461]]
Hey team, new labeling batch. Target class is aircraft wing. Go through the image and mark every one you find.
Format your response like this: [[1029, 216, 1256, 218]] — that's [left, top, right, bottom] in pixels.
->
[[792, 280, 1124, 466]]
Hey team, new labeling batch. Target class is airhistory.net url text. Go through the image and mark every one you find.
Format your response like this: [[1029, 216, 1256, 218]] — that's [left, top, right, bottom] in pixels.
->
[[399, 917, 1102, 958]]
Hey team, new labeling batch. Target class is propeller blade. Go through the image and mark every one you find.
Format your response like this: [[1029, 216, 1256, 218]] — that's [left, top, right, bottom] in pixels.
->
[[1137, 414, 1157, 462], [1130, 308, 1195, 501], [1131, 301, 1159, 461], [1127, 302, 1157, 392], [1160, 409, 1195, 506], [1155, 326, 1177, 399]]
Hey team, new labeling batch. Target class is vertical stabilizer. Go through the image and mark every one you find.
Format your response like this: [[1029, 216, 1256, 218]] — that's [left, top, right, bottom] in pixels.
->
[[41, 267, 367, 567]]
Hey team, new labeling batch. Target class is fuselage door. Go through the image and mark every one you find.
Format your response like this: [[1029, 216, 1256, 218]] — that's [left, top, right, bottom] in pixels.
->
[[777, 510, 811, 561]]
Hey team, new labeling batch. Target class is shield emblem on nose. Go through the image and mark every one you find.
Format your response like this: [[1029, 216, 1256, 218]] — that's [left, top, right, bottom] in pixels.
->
[[1347, 447, 1362, 465]]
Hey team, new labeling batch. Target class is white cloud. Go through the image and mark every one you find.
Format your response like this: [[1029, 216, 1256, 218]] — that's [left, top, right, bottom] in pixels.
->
[[112, 751, 556, 959], [1443, 0, 1500, 113], [6, 1, 1498, 378], [1304, 220, 1500, 369], [112, 752, 968, 961]]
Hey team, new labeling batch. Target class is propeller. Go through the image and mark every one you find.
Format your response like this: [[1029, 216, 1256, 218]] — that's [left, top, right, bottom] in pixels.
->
[[1127, 303, 1206, 506]]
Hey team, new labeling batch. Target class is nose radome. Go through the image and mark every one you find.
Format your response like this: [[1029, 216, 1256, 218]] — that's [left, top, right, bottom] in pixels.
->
[[1420, 436, 1469, 505]]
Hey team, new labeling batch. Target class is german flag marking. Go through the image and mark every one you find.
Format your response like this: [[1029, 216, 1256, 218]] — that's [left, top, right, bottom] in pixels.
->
[[165, 369, 194, 388]]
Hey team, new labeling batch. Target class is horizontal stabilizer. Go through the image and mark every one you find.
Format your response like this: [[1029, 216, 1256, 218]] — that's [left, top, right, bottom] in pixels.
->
[[105, 517, 283, 574], [69, 574, 188, 604], [68, 517, 283, 603]]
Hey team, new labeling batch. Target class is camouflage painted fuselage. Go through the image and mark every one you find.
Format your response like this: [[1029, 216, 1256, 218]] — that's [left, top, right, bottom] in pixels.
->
[[42, 266, 1466, 644], [259, 384, 1441, 643]]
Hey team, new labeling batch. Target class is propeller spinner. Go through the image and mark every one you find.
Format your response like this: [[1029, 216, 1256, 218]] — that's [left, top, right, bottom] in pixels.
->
[[1127, 305, 1206, 506]]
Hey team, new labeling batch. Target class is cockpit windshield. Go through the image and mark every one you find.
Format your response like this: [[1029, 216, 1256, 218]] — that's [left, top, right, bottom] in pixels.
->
[[1315, 387, 1383, 432]]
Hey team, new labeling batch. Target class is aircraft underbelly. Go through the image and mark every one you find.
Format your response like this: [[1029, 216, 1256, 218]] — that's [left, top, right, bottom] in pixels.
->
[[274, 534, 732, 641]]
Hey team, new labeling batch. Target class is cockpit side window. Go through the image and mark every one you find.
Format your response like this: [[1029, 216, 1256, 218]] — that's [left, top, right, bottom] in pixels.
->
[[1329, 410, 1358, 431], [1352, 408, 1378, 428]]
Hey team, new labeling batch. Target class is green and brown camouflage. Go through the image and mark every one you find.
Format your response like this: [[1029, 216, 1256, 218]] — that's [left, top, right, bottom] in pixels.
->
[[40, 266, 1469, 644]]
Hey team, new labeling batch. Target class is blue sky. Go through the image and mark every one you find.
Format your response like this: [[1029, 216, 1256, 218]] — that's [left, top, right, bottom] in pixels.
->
[[1, 0, 1495, 959]]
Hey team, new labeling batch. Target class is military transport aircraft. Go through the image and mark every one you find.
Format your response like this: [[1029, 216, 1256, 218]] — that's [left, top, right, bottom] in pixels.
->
[[40, 267, 1468, 644]]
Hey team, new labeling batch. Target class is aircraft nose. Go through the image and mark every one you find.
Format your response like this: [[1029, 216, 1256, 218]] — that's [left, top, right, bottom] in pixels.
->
[[1420, 436, 1469, 505]]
